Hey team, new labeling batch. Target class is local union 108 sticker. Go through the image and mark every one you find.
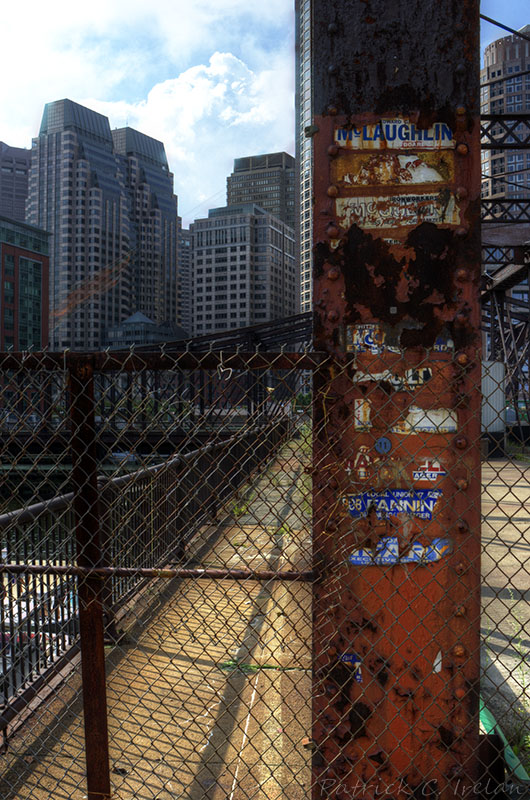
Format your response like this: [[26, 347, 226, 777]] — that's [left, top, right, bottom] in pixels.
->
[[343, 489, 442, 521]]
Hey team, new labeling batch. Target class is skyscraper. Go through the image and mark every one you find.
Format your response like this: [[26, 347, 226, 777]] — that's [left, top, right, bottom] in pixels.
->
[[295, 0, 313, 313], [112, 127, 179, 327], [177, 218, 192, 336], [0, 142, 30, 223], [226, 152, 296, 229], [26, 99, 179, 350], [480, 24, 530, 201], [190, 203, 296, 336]]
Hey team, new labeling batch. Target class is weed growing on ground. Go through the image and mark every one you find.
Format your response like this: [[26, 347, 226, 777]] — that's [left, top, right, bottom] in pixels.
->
[[485, 591, 530, 774]]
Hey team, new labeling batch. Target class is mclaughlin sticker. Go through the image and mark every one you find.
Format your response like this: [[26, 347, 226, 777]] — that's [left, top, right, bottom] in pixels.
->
[[336, 192, 459, 230], [391, 406, 457, 434], [343, 489, 442, 520], [334, 120, 454, 151], [348, 536, 452, 566]]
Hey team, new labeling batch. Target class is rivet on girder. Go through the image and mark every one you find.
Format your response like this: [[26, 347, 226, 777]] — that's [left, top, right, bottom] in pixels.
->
[[454, 688, 466, 700], [454, 436, 467, 450], [328, 64, 338, 76], [328, 144, 339, 157], [327, 267, 340, 281], [455, 226, 468, 238], [326, 223, 340, 238], [327, 22, 338, 34], [456, 106, 466, 116], [455, 352, 469, 367], [456, 186, 468, 200], [327, 310, 339, 322], [456, 520, 469, 534], [456, 143, 469, 156], [327, 105, 338, 116], [455, 562, 467, 575], [456, 479, 469, 491], [327, 185, 339, 197], [452, 644, 466, 658], [455, 64, 466, 77], [455, 268, 468, 281], [454, 605, 466, 617]]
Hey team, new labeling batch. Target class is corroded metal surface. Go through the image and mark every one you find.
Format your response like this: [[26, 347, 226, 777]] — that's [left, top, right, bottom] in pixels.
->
[[312, 2, 481, 798]]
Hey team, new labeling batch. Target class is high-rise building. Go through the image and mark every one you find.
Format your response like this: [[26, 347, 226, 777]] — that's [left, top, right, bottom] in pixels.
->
[[480, 25, 530, 316], [26, 99, 179, 351], [111, 127, 179, 326], [480, 25, 530, 201], [0, 215, 49, 350], [177, 218, 192, 336], [226, 153, 296, 229], [0, 143, 30, 223], [190, 204, 296, 336], [295, 0, 313, 313]]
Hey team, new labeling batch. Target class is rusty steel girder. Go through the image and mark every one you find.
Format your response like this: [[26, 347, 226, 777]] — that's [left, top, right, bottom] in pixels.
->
[[311, 2, 481, 799]]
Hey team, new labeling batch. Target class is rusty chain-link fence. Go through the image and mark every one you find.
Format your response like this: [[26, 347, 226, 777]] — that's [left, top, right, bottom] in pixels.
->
[[0, 346, 528, 798]]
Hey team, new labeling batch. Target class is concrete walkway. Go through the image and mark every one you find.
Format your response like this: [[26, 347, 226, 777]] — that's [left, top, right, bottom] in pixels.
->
[[0, 438, 312, 799]]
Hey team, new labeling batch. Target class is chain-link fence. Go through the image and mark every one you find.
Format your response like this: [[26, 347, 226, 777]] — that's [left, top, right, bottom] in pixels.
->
[[0, 347, 529, 798]]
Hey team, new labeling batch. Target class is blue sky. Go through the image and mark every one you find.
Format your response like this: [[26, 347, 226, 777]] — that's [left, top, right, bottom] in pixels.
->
[[0, 2, 527, 226]]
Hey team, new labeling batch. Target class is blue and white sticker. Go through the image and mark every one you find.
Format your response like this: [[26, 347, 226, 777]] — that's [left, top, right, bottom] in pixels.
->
[[340, 653, 363, 682], [412, 460, 446, 482], [374, 436, 392, 455], [349, 536, 452, 566], [433, 335, 454, 353], [343, 489, 442, 521], [346, 324, 400, 356]]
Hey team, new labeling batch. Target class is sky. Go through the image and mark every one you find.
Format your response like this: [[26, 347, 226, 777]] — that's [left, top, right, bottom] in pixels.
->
[[0, 1, 527, 227]]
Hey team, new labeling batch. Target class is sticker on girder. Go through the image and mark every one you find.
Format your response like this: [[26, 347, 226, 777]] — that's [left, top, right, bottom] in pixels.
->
[[343, 489, 442, 520], [348, 536, 452, 566]]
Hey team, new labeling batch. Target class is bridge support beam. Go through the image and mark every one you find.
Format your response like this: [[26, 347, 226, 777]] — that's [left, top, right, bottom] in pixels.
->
[[311, 2, 482, 798]]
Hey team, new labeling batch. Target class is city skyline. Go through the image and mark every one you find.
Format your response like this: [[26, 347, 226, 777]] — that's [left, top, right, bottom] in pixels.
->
[[0, 1, 526, 228]]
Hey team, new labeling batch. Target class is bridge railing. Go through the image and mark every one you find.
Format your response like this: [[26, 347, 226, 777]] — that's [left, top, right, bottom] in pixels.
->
[[0, 349, 313, 736]]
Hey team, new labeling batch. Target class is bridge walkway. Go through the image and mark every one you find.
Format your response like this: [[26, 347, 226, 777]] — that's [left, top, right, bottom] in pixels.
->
[[0, 437, 312, 800]]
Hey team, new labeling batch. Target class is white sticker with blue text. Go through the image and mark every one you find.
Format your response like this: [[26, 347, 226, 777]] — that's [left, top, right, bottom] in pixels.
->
[[349, 536, 452, 566], [343, 489, 442, 520]]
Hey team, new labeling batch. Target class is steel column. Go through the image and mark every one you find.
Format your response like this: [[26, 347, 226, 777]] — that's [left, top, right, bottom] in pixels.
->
[[311, 2, 481, 798], [69, 359, 111, 800]]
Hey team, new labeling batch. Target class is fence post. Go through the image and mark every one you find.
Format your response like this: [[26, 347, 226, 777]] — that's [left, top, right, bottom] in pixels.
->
[[69, 356, 111, 800], [311, 1, 482, 797]]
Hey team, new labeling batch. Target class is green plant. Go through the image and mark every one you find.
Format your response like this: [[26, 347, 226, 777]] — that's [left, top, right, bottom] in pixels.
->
[[485, 590, 530, 775]]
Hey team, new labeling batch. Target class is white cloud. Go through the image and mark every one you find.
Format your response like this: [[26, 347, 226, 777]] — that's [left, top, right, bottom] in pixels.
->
[[0, 3, 295, 225], [82, 51, 295, 225]]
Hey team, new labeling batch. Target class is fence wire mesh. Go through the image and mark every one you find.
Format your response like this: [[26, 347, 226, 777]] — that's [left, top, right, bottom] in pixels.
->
[[0, 348, 527, 798]]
